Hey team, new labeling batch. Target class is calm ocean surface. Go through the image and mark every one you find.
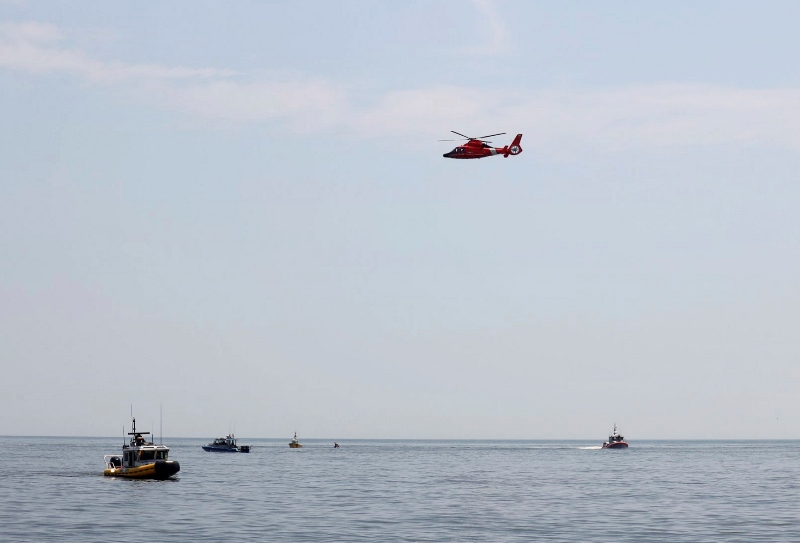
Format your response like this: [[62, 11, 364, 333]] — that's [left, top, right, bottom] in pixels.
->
[[1, 437, 799, 542]]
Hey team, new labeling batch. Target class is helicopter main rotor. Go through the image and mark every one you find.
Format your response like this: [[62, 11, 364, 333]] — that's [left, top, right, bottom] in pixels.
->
[[438, 131, 507, 143]]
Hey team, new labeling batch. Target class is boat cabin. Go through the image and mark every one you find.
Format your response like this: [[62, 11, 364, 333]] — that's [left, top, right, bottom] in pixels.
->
[[211, 435, 236, 447]]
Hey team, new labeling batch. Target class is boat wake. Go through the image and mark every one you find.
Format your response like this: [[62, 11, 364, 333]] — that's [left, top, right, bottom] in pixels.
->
[[578, 446, 603, 450]]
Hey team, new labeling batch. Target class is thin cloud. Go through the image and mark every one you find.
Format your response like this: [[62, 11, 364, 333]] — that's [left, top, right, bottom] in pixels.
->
[[3, 21, 800, 154], [0, 20, 59, 43], [455, 0, 510, 57], [0, 21, 236, 82], [475, 0, 510, 55], [156, 80, 350, 132], [517, 85, 800, 152], [349, 84, 800, 152]]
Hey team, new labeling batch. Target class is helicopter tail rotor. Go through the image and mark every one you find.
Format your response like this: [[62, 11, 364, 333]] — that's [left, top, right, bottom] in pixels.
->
[[503, 134, 523, 158]]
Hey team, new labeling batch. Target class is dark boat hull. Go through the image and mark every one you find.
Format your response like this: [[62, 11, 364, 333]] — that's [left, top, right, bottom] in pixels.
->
[[202, 446, 239, 452], [602, 442, 629, 449], [104, 460, 180, 479]]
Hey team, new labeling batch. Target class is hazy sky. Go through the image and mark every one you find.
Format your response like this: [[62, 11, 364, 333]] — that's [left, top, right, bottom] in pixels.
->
[[2, 1, 800, 439]]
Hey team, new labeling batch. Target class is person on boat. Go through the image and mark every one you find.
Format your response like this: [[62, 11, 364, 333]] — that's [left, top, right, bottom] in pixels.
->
[[334, 442, 340, 448]]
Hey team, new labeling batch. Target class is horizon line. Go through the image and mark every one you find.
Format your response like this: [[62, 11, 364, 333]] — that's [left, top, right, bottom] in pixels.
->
[[2, 435, 799, 441]]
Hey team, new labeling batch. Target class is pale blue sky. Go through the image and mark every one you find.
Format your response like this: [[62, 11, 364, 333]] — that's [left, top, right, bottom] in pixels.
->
[[2, 1, 800, 439]]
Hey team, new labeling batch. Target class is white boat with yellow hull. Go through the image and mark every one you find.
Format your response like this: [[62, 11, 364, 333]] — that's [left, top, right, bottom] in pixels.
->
[[103, 418, 180, 479], [289, 432, 303, 448]]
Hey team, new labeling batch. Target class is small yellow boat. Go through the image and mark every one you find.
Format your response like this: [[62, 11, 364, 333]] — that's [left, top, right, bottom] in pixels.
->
[[103, 418, 180, 479], [289, 432, 303, 448]]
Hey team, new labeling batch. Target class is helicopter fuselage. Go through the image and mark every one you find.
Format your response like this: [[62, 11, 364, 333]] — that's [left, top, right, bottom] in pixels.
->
[[442, 134, 523, 159]]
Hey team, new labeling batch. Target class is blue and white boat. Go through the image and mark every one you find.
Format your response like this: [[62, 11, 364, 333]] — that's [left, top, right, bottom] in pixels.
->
[[202, 434, 250, 453]]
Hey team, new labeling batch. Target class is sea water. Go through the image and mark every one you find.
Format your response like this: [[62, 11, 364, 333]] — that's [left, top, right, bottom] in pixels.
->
[[1, 437, 799, 542]]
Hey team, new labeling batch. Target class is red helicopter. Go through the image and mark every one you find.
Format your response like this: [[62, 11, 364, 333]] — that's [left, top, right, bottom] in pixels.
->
[[441, 131, 523, 159]]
